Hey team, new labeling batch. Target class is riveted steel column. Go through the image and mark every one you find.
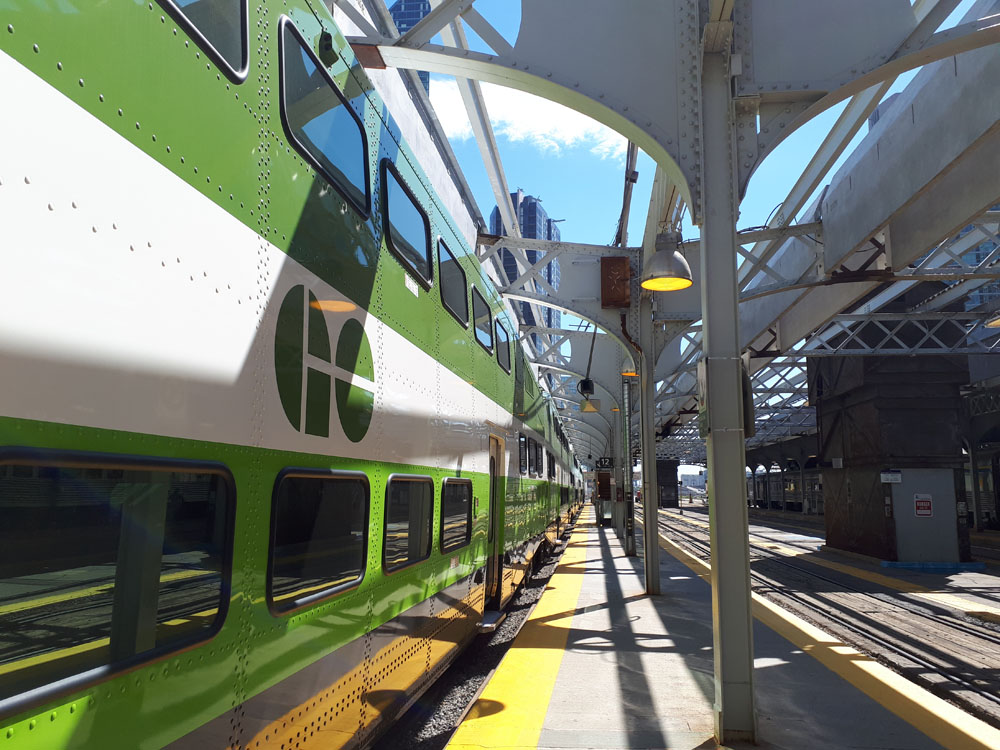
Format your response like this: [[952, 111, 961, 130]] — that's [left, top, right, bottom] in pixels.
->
[[623, 377, 637, 556], [700, 51, 756, 742], [969, 440, 983, 532], [639, 294, 660, 594]]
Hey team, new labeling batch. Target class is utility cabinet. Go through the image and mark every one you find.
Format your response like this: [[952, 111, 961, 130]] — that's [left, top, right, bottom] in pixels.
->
[[809, 355, 972, 562]]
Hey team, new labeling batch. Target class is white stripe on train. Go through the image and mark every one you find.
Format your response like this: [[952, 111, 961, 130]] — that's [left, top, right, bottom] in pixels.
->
[[0, 51, 525, 475]]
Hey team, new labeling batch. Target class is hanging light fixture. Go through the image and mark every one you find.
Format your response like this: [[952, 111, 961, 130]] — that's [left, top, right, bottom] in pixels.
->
[[985, 312, 1000, 329], [640, 230, 693, 292]]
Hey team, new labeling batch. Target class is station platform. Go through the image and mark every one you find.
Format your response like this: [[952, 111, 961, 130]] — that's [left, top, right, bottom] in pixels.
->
[[740, 504, 1000, 565], [446, 505, 1000, 750]]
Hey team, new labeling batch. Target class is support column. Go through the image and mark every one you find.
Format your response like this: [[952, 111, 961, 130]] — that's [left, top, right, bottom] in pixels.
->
[[799, 462, 808, 514], [623, 378, 637, 556], [780, 464, 787, 511], [700, 52, 756, 743], [639, 294, 660, 595], [969, 441, 982, 532]]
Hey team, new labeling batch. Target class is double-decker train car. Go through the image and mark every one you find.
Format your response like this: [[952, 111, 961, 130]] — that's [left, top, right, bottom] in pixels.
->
[[0, 1, 581, 747]]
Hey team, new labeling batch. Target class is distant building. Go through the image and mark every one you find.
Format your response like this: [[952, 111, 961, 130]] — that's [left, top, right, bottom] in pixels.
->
[[962, 218, 1000, 311], [680, 472, 706, 490], [387, 0, 431, 93], [489, 190, 562, 330]]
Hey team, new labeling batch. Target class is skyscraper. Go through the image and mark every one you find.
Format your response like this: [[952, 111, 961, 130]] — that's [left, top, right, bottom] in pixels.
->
[[489, 190, 562, 330], [387, 0, 431, 94]]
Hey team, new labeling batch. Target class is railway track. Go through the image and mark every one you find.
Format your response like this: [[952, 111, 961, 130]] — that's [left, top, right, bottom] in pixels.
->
[[641, 508, 1000, 727]]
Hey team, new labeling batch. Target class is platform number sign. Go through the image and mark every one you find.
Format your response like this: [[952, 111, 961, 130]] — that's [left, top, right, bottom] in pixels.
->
[[914, 494, 933, 517], [596, 457, 614, 470]]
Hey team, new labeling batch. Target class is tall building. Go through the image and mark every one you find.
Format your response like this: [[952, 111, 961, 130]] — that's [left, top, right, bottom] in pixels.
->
[[489, 190, 562, 330], [387, 0, 431, 93], [961, 217, 1000, 311]]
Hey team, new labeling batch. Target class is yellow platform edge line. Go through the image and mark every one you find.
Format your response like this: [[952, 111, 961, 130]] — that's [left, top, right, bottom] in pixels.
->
[[447, 509, 592, 750], [664, 510, 1000, 617], [659, 532, 1000, 750]]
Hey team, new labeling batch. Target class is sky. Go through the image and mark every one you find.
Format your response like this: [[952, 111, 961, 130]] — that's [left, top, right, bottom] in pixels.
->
[[425, 0, 978, 246], [418, 0, 978, 473]]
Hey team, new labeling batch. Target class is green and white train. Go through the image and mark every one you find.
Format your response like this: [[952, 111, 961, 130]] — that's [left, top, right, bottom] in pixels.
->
[[0, 1, 582, 747]]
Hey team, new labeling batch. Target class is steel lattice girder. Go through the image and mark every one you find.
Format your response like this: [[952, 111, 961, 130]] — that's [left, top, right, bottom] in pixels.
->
[[802, 313, 1000, 356]]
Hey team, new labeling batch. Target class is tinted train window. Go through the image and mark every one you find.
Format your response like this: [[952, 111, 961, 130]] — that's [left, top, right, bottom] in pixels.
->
[[383, 477, 433, 571], [0, 453, 232, 701], [159, 0, 247, 80], [439, 239, 468, 325], [527, 438, 537, 475], [495, 320, 511, 373], [280, 18, 370, 215], [471, 287, 493, 352], [440, 479, 472, 552], [518, 434, 527, 475], [268, 471, 368, 613], [536, 442, 544, 477], [382, 160, 432, 285]]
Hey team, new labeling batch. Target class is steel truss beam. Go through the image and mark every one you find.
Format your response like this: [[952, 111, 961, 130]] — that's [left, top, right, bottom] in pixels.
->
[[802, 313, 1000, 356]]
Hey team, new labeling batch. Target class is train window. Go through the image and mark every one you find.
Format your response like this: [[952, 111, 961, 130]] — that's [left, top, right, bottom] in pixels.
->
[[268, 470, 368, 613], [440, 478, 472, 552], [0, 451, 232, 703], [280, 17, 370, 216], [471, 287, 493, 352], [495, 320, 511, 373], [382, 160, 432, 286], [439, 239, 468, 325], [383, 476, 433, 572], [536, 442, 544, 477], [527, 438, 537, 475], [157, 0, 248, 82], [518, 434, 528, 475]]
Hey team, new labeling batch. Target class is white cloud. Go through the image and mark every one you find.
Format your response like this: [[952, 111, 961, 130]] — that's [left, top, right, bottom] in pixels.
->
[[429, 77, 627, 161]]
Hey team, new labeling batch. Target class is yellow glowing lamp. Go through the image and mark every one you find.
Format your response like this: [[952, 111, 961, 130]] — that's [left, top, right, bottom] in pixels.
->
[[640, 231, 693, 292], [310, 299, 357, 312], [621, 369, 638, 377], [986, 313, 1000, 329]]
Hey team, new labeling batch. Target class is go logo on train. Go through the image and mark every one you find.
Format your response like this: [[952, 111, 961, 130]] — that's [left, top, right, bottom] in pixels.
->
[[274, 284, 375, 442]]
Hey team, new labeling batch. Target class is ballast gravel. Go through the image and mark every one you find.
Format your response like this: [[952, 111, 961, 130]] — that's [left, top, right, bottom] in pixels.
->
[[371, 522, 575, 750]]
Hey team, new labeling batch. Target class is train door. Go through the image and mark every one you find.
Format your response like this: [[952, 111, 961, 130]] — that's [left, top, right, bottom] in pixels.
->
[[485, 435, 504, 610]]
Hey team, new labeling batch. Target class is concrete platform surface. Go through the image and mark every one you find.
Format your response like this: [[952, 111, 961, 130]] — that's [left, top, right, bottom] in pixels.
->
[[447, 505, 1000, 750]]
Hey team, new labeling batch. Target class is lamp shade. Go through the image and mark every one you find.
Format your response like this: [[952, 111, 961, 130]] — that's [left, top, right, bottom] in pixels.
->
[[641, 231, 693, 291], [986, 313, 1000, 329]]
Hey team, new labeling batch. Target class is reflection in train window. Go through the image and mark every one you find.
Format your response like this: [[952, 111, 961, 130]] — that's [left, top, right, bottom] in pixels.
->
[[383, 476, 433, 572], [382, 160, 432, 285], [519, 433, 528, 475], [471, 287, 493, 352], [158, 0, 248, 80], [440, 479, 472, 552], [495, 320, 511, 373], [268, 470, 368, 613], [439, 239, 468, 325], [527, 437, 537, 475], [280, 17, 370, 215], [0, 452, 232, 702]]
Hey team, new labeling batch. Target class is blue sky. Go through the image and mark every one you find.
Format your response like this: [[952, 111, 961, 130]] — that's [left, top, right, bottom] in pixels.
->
[[419, 0, 978, 471], [425, 0, 978, 247]]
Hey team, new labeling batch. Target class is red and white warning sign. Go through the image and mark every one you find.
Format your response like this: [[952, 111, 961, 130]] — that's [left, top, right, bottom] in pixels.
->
[[914, 494, 933, 517]]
